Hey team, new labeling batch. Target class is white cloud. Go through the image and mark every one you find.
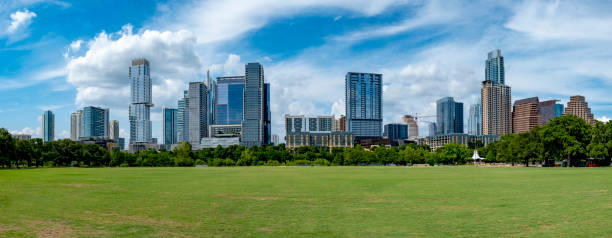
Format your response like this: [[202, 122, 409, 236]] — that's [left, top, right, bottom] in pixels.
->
[[69, 40, 83, 52], [58, 130, 69, 139], [154, 0, 407, 44], [10, 126, 40, 137], [597, 116, 610, 123], [65, 24, 202, 140], [6, 9, 36, 34]]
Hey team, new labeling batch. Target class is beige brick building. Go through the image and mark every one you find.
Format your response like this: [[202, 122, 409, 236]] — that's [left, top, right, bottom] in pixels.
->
[[564, 95, 595, 125]]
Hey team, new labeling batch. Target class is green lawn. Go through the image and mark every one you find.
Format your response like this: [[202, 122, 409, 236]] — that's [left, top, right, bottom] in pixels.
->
[[0, 167, 611, 237]]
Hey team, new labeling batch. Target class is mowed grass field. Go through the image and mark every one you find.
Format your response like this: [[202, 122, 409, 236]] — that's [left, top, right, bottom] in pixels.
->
[[1, 167, 611, 237]]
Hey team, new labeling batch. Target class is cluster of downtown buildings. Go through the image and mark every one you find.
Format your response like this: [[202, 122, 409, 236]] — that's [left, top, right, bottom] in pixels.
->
[[25, 49, 599, 152]]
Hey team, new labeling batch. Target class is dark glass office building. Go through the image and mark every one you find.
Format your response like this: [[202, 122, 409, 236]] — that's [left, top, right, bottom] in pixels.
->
[[384, 123, 408, 141], [436, 97, 464, 135], [242, 63, 265, 147], [162, 107, 178, 145], [215, 76, 245, 125], [83, 106, 109, 138]]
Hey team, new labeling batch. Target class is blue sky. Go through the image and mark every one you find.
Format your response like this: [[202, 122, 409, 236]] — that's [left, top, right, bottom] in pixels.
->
[[1, 0, 611, 140]]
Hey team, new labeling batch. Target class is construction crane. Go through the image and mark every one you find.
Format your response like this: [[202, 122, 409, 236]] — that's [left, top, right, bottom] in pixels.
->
[[414, 113, 436, 121]]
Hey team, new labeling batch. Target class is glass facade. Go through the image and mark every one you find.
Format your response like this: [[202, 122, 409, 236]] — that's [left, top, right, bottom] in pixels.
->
[[215, 76, 245, 125], [468, 98, 482, 135], [384, 123, 408, 141], [345, 72, 383, 138], [264, 83, 271, 145], [42, 110, 54, 142], [242, 63, 264, 147], [83, 106, 109, 138], [188, 82, 208, 146], [486, 49, 505, 85], [162, 107, 178, 145], [555, 104, 564, 117], [436, 97, 464, 135], [177, 90, 189, 143], [129, 58, 153, 143]]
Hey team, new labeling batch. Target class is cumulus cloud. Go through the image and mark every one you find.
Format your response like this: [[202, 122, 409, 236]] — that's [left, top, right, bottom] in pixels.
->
[[10, 126, 40, 137], [597, 116, 610, 123]]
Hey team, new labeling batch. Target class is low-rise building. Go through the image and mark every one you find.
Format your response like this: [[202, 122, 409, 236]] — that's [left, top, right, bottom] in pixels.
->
[[417, 134, 500, 151], [286, 131, 353, 149]]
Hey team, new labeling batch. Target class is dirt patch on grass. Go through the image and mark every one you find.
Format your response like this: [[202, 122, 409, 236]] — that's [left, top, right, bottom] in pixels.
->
[[96, 212, 198, 228], [216, 193, 314, 202], [60, 183, 87, 188], [0, 224, 15, 233], [30, 221, 75, 238]]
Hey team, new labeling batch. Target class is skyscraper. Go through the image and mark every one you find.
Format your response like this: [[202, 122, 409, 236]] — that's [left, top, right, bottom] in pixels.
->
[[83, 106, 109, 137], [188, 82, 208, 146], [177, 90, 189, 143], [109, 120, 119, 141], [402, 115, 419, 138], [512, 97, 560, 134], [206, 70, 216, 127], [436, 97, 464, 135], [42, 110, 54, 142], [263, 83, 271, 145], [555, 103, 565, 117], [428, 122, 437, 137], [384, 123, 408, 141], [70, 110, 83, 141], [467, 98, 482, 136], [242, 63, 265, 147], [162, 107, 178, 146], [564, 95, 595, 125], [215, 76, 245, 125], [129, 58, 153, 144], [482, 49, 511, 135], [345, 72, 383, 138]]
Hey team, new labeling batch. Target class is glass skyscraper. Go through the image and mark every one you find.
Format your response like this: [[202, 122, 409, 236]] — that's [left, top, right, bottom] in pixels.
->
[[129, 58, 153, 143], [70, 110, 83, 141], [486, 49, 505, 85], [162, 107, 178, 146], [177, 90, 189, 143], [468, 97, 482, 135], [555, 103, 564, 117], [42, 110, 54, 142], [345, 72, 383, 138], [83, 106, 109, 137], [188, 82, 207, 146], [264, 83, 271, 145], [242, 62, 265, 147], [436, 97, 464, 135], [215, 76, 245, 125], [384, 123, 408, 141]]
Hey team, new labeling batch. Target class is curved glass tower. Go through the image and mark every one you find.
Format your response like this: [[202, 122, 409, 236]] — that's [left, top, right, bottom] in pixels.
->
[[129, 58, 153, 143]]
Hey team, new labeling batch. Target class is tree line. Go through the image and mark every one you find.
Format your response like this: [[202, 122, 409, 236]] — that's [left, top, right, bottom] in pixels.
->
[[0, 115, 610, 168]]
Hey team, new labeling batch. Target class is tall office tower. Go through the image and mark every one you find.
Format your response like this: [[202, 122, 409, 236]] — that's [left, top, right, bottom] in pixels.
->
[[402, 115, 419, 138], [467, 98, 482, 136], [83, 106, 109, 137], [70, 110, 83, 141], [206, 71, 216, 126], [129, 58, 153, 144], [215, 76, 245, 125], [42, 110, 54, 142], [162, 107, 178, 146], [263, 83, 271, 145], [512, 97, 541, 134], [242, 62, 265, 147], [564, 95, 595, 125], [109, 120, 119, 141], [384, 123, 408, 141], [188, 82, 208, 146], [345, 72, 383, 138], [177, 90, 189, 143], [436, 97, 464, 135], [428, 122, 437, 137], [555, 103, 564, 117], [482, 49, 511, 135]]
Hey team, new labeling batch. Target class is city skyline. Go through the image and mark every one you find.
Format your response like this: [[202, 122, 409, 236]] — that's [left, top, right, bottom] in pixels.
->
[[1, 1, 612, 142]]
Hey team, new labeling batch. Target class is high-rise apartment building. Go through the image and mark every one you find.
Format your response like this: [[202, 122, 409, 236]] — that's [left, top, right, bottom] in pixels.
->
[[467, 98, 482, 136], [188, 82, 208, 146], [285, 115, 335, 137], [512, 97, 561, 134], [129, 58, 153, 144], [436, 97, 463, 135], [70, 110, 83, 141], [564, 95, 595, 125], [83, 106, 109, 137], [162, 107, 178, 146], [42, 110, 54, 142], [109, 120, 119, 141], [177, 90, 189, 143], [402, 115, 419, 138], [482, 49, 511, 135], [333, 115, 346, 132], [215, 76, 245, 125], [242, 63, 265, 147], [345, 72, 383, 138]]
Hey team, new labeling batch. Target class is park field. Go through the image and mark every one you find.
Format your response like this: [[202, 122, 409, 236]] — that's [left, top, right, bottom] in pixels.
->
[[1, 167, 611, 237]]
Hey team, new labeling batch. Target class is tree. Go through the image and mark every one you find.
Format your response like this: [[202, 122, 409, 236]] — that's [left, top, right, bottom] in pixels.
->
[[541, 115, 592, 166], [588, 121, 612, 165], [468, 140, 484, 150], [0, 128, 15, 168], [436, 143, 470, 165]]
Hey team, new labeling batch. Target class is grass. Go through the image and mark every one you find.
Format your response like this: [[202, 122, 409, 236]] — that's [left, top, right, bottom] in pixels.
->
[[0, 167, 611, 237]]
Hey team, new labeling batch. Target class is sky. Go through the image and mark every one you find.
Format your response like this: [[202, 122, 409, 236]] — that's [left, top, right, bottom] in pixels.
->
[[1, 0, 611, 142]]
